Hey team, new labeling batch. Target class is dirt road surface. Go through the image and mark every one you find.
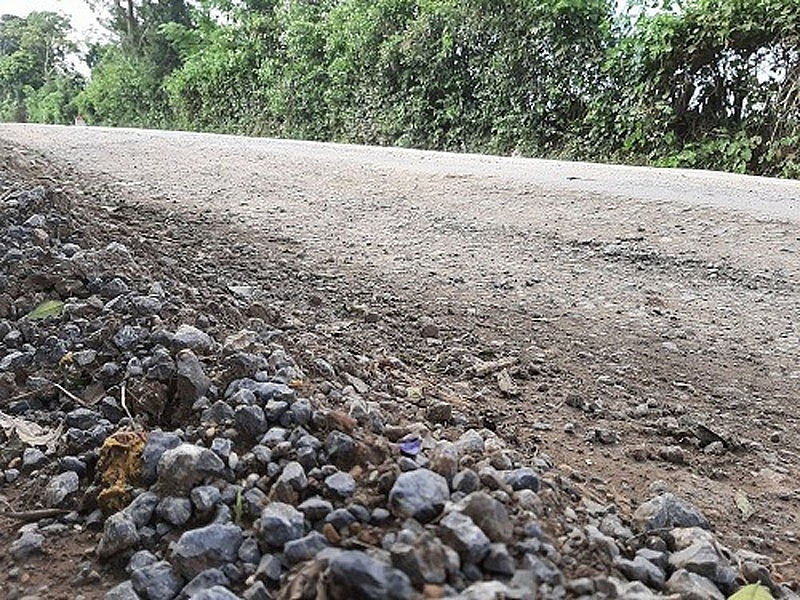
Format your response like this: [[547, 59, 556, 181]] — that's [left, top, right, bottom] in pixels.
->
[[3, 123, 799, 578]]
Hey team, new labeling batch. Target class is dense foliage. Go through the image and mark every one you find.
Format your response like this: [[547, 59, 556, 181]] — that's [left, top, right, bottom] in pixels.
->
[[0, 12, 84, 122], [3, 0, 800, 177]]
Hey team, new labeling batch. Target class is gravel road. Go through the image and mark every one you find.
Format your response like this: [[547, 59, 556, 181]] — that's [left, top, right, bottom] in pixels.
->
[[3, 123, 800, 574]]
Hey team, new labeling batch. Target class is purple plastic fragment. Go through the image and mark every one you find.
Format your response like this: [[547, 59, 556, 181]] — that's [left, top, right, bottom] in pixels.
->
[[398, 436, 422, 457]]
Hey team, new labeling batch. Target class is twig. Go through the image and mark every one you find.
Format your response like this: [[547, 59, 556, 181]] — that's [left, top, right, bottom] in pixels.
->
[[0, 508, 70, 522], [120, 381, 142, 432], [51, 382, 89, 406]]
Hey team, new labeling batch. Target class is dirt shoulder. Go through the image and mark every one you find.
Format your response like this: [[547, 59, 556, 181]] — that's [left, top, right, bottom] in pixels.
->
[[2, 124, 799, 580]]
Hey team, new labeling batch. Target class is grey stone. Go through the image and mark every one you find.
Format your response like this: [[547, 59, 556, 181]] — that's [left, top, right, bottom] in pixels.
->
[[201, 401, 236, 425], [158, 443, 226, 494], [390, 537, 448, 586], [633, 493, 710, 532], [324, 471, 356, 499], [10, 530, 44, 560], [439, 511, 491, 564], [140, 431, 182, 484], [371, 507, 391, 524], [271, 461, 307, 503], [429, 441, 459, 482], [131, 560, 184, 600], [585, 524, 620, 559], [255, 502, 305, 549], [566, 577, 596, 595], [665, 569, 725, 600], [211, 437, 233, 459], [226, 379, 295, 403], [238, 536, 261, 564], [459, 581, 516, 599], [325, 431, 356, 469], [124, 492, 160, 528], [105, 581, 141, 600], [98, 512, 140, 559], [175, 349, 211, 402], [298, 497, 333, 522], [327, 550, 415, 600], [255, 554, 282, 584], [260, 427, 288, 447], [157, 496, 193, 527], [452, 469, 481, 495], [171, 523, 244, 580], [636, 547, 669, 571], [454, 429, 484, 454], [22, 447, 47, 471], [459, 491, 513, 542], [188, 586, 241, 600], [243, 487, 268, 519], [235, 405, 268, 438], [600, 513, 634, 539], [264, 400, 289, 422], [614, 555, 666, 589], [113, 325, 149, 350], [290, 398, 313, 427], [43, 471, 79, 507], [242, 581, 270, 600], [283, 531, 329, 565], [669, 541, 728, 582], [504, 467, 540, 492], [482, 543, 516, 576], [172, 324, 215, 353], [388, 469, 449, 523], [178, 568, 229, 599], [191, 486, 221, 512], [66, 407, 100, 429], [127, 550, 158, 574]]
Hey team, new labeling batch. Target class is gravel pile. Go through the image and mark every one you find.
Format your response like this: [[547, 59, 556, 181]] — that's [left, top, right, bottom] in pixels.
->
[[0, 166, 796, 600]]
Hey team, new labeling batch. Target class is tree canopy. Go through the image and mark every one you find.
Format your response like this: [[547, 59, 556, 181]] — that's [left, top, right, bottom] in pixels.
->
[[2, 0, 799, 178]]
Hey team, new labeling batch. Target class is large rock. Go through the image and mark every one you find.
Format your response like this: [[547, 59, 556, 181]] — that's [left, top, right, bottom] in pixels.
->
[[390, 537, 449, 586], [187, 586, 241, 600], [130, 560, 184, 600], [175, 349, 211, 403], [439, 511, 491, 564], [459, 491, 513, 542], [255, 502, 305, 549], [327, 550, 414, 600], [172, 324, 215, 353], [633, 493, 709, 532], [43, 471, 80, 507], [105, 581, 140, 600], [157, 443, 226, 494], [140, 431, 182, 484], [170, 523, 244, 579], [665, 569, 725, 600], [388, 469, 449, 523], [97, 512, 140, 559]]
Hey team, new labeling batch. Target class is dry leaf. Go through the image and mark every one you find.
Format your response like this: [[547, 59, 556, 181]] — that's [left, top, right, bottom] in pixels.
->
[[735, 490, 754, 521], [0, 411, 63, 452]]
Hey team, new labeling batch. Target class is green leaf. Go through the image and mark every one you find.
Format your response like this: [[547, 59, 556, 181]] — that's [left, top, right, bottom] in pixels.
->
[[25, 300, 64, 321], [728, 584, 776, 600]]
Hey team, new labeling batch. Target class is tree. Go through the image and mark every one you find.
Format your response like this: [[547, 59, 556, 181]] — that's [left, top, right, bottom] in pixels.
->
[[79, 0, 194, 125], [0, 11, 82, 122]]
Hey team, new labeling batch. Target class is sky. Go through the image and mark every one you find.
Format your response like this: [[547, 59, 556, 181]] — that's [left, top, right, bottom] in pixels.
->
[[1, 0, 104, 39]]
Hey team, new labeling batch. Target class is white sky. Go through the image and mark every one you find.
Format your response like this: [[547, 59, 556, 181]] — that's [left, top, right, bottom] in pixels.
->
[[1, 0, 104, 39]]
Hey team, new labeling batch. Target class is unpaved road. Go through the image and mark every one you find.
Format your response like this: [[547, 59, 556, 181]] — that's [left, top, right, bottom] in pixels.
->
[[3, 124, 800, 578]]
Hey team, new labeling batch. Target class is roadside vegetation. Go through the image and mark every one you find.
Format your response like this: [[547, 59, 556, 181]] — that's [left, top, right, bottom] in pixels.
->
[[2, 0, 799, 178]]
